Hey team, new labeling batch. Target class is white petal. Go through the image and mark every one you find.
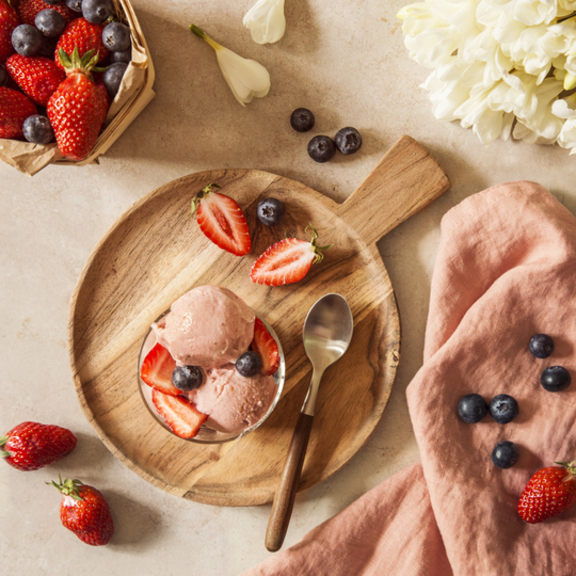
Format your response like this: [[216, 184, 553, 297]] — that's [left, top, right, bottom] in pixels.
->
[[243, 0, 286, 45], [215, 47, 271, 106]]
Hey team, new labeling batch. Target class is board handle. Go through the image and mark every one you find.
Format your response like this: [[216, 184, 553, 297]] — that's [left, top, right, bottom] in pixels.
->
[[265, 412, 314, 552], [337, 135, 450, 246]]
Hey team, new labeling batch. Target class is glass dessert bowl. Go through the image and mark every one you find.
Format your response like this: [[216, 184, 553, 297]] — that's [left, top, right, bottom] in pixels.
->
[[137, 286, 285, 444]]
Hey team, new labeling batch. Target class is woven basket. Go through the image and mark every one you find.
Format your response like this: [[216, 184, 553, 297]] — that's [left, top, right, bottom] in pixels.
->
[[0, 0, 155, 176]]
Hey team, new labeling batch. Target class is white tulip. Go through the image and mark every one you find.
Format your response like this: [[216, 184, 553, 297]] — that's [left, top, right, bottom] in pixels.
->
[[190, 24, 271, 106], [243, 0, 286, 45]]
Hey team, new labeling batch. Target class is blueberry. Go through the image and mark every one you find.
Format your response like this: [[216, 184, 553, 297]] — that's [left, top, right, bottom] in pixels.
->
[[290, 108, 315, 132], [541, 366, 571, 392], [82, 0, 114, 24], [529, 333, 554, 358], [307, 135, 336, 163], [172, 366, 203, 392], [35, 9, 66, 38], [22, 115, 54, 144], [489, 394, 519, 424], [458, 393, 488, 424], [257, 198, 284, 226], [0, 64, 7, 87], [110, 48, 131, 64], [65, 0, 83, 12], [102, 21, 131, 52], [11, 24, 43, 56], [335, 127, 362, 155], [43, 0, 65, 4], [102, 62, 127, 98], [491, 441, 519, 469], [235, 351, 262, 377]]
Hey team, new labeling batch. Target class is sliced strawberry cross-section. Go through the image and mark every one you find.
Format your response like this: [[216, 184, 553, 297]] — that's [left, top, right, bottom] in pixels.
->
[[151, 389, 208, 439], [249, 224, 330, 286], [191, 183, 251, 256], [140, 342, 181, 396], [251, 317, 280, 376]]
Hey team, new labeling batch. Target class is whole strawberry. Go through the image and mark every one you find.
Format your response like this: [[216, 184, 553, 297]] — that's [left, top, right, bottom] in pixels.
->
[[518, 461, 576, 523], [0, 0, 19, 63], [0, 421, 77, 471], [6, 53, 65, 105], [0, 85, 36, 138], [17, 0, 74, 26], [49, 476, 114, 546], [54, 17, 109, 69], [47, 47, 109, 160]]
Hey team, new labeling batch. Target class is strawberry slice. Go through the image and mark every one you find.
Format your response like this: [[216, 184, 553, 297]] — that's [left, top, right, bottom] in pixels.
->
[[140, 343, 181, 396], [249, 225, 330, 286], [251, 317, 280, 376], [151, 389, 208, 439], [191, 183, 251, 256]]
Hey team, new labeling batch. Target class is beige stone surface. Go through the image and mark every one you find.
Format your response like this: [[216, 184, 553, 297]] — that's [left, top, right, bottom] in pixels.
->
[[2, 1, 576, 574]]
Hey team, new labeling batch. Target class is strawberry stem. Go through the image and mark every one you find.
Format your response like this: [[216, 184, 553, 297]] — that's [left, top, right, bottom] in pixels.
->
[[58, 47, 100, 78], [191, 182, 220, 214], [306, 223, 332, 264], [554, 460, 576, 476], [0, 435, 9, 457], [46, 474, 85, 501]]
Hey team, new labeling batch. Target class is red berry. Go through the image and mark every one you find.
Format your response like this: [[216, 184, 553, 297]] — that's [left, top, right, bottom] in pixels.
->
[[17, 0, 74, 26], [151, 388, 208, 439], [0, 85, 37, 138], [0, 0, 19, 63], [49, 476, 114, 546], [249, 225, 330, 286], [251, 317, 280, 375], [1, 421, 77, 471], [191, 183, 251, 256], [47, 47, 109, 160], [518, 461, 576, 523], [140, 342, 181, 396], [6, 53, 65, 105], [54, 17, 108, 69]]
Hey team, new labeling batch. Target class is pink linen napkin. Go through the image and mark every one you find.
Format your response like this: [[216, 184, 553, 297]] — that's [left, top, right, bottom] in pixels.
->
[[241, 181, 576, 576]]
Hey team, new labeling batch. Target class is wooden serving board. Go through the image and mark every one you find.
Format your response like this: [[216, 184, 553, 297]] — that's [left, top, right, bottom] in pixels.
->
[[68, 135, 450, 506]]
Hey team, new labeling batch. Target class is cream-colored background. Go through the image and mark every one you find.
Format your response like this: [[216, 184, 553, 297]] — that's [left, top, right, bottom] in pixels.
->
[[1, 1, 576, 574]]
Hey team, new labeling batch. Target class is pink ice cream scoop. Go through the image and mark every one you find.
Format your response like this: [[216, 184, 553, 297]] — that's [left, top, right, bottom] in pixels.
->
[[148, 285, 278, 436], [186, 367, 276, 434], [152, 285, 255, 368]]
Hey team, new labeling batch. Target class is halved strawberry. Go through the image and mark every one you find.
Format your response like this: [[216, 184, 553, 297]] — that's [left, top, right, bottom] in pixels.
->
[[191, 182, 251, 256], [251, 317, 280, 375], [249, 225, 330, 286], [140, 343, 180, 396], [151, 389, 208, 439]]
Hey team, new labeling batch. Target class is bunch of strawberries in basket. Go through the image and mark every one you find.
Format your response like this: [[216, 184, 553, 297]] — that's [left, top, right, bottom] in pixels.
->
[[0, 0, 131, 160]]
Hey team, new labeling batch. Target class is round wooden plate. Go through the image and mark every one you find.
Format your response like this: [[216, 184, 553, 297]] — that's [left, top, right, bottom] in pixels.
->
[[68, 135, 450, 506]]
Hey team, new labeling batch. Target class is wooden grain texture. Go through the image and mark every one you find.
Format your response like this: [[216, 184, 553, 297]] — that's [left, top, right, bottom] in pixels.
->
[[68, 135, 450, 507], [266, 412, 314, 552]]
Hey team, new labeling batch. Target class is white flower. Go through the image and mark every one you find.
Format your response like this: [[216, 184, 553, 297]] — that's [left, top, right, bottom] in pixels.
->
[[190, 24, 271, 106], [515, 77, 564, 141], [554, 95, 576, 151], [512, 0, 558, 26], [397, 0, 576, 153], [243, 0, 286, 45]]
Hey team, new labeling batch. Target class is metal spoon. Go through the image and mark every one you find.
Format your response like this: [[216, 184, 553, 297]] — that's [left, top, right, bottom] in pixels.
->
[[265, 293, 354, 552]]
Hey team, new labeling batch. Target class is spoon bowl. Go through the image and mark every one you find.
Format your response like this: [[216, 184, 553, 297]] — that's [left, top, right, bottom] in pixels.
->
[[301, 293, 354, 416]]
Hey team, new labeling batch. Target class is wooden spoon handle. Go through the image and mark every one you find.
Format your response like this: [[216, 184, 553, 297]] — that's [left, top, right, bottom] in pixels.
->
[[265, 412, 314, 552]]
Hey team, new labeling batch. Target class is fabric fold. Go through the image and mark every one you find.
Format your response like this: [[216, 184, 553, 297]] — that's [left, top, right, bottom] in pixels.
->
[[241, 181, 576, 576]]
